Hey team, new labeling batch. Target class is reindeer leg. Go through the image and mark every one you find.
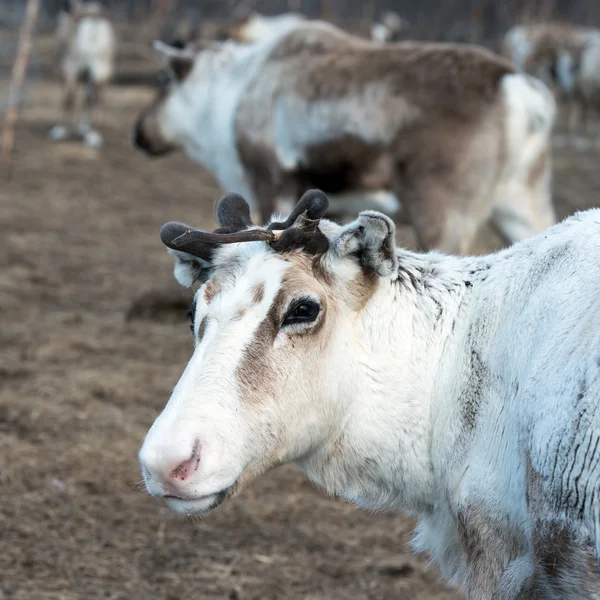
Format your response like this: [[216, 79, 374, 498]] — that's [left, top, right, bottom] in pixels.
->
[[568, 98, 591, 151], [49, 75, 76, 141], [77, 75, 103, 149]]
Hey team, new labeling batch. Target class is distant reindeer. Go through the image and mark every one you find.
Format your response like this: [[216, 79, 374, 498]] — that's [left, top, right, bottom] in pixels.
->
[[134, 21, 556, 254], [503, 23, 600, 139], [49, 0, 116, 149]]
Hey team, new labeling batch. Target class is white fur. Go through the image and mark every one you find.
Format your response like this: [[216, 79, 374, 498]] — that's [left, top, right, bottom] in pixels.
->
[[61, 11, 115, 83]]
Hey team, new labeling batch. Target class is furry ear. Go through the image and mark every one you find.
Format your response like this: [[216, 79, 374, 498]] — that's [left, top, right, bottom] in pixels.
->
[[330, 211, 397, 276], [152, 40, 194, 81], [167, 249, 212, 287]]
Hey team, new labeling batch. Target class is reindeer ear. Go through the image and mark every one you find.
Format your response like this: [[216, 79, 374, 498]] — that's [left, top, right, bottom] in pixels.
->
[[167, 249, 213, 287], [330, 211, 397, 277], [152, 40, 194, 82]]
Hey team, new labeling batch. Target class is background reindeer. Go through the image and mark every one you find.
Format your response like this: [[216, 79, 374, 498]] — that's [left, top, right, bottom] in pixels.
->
[[48, 0, 116, 148], [503, 22, 600, 140], [134, 22, 556, 254]]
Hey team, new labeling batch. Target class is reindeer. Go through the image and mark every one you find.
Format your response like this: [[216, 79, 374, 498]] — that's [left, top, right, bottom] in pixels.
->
[[503, 22, 600, 140], [49, 0, 116, 149], [139, 189, 600, 599], [133, 21, 556, 254]]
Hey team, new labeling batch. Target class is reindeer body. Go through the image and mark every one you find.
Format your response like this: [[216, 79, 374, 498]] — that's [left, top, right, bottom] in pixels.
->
[[139, 191, 600, 598], [50, 1, 116, 148], [134, 22, 556, 254]]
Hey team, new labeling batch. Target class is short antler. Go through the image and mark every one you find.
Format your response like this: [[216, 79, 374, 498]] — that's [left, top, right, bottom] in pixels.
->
[[160, 190, 330, 261], [216, 192, 254, 232], [268, 189, 329, 230]]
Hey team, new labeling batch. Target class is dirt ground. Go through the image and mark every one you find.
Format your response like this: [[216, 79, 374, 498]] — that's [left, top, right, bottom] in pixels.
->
[[2, 32, 600, 600]]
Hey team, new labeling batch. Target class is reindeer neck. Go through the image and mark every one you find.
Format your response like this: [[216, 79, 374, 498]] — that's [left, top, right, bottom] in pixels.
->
[[300, 250, 482, 514]]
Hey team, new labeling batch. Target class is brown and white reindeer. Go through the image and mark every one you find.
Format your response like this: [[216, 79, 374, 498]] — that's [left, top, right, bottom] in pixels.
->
[[503, 22, 600, 140], [49, 0, 116, 149], [139, 190, 600, 598], [133, 20, 556, 254]]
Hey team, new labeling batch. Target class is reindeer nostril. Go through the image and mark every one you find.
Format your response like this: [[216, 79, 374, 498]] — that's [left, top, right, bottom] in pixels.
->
[[169, 440, 201, 481]]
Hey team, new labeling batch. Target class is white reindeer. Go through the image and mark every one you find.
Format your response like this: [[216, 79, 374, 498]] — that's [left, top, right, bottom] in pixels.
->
[[139, 189, 600, 598], [49, 0, 116, 148], [133, 20, 556, 254]]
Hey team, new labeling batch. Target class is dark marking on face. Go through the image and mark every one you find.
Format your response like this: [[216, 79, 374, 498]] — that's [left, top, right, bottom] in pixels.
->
[[235, 287, 284, 404], [235, 268, 328, 403]]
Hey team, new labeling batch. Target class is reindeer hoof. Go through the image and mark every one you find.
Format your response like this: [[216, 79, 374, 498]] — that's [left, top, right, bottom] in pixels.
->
[[83, 130, 103, 149], [48, 125, 69, 141]]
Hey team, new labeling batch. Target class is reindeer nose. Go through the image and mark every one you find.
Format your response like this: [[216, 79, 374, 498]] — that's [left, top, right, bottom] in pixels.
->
[[139, 439, 202, 487], [169, 441, 201, 481]]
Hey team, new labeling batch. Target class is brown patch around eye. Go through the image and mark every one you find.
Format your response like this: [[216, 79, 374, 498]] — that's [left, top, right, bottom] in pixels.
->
[[235, 270, 330, 404], [235, 286, 287, 404], [196, 316, 208, 343]]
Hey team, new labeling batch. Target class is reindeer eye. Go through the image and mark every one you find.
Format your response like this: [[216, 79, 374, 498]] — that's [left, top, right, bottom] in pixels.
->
[[282, 299, 320, 327]]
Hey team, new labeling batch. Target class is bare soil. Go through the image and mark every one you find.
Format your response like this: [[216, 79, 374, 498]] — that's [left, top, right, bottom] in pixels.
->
[[2, 32, 600, 600]]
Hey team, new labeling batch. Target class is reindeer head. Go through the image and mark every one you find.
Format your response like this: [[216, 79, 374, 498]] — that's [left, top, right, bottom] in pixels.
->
[[132, 39, 236, 157], [139, 190, 398, 515]]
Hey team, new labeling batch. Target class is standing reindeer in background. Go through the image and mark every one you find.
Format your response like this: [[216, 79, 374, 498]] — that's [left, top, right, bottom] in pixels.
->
[[134, 20, 556, 254], [49, 0, 116, 149], [503, 23, 600, 141]]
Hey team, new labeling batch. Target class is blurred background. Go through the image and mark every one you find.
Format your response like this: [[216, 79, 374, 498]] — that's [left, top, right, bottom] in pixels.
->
[[2, 1, 600, 599]]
